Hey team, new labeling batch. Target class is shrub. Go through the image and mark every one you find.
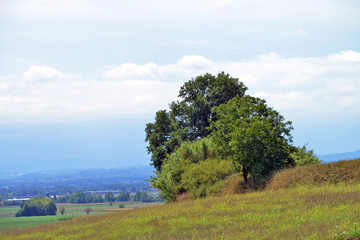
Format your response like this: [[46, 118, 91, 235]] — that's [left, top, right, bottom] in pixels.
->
[[150, 138, 235, 201], [291, 144, 321, 166], [60, 207, 65, 215], [181, 158, 234, 198], [84, 207, 92, 215], [118, 204, 125, 208]]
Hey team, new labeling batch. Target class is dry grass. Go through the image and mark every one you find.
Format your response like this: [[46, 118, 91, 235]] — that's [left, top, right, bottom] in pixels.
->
[[268, 158, 360, 190]]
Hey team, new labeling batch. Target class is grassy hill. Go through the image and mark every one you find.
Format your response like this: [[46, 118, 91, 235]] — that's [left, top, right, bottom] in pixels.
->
[[1, 159, 360, 239]]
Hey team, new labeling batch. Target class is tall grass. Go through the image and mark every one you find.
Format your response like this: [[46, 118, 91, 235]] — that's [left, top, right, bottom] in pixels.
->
[[268, 158, 360, 190]]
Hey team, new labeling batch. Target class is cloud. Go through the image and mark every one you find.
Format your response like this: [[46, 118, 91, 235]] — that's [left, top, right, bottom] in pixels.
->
[[22, 65, 64, 82], [328, 51, 360, 62], [0, 51, 359, 123], [175, 55, 213, 69], [104, 63, 161, 80]]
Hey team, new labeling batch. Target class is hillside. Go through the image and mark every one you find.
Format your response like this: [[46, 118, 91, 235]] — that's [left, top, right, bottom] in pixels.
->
[[1, 160, 360, 239]]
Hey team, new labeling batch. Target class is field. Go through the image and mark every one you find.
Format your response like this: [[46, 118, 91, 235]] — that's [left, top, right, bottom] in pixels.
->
[[0, 202, 161, 233], [0, 183, 359, 239]]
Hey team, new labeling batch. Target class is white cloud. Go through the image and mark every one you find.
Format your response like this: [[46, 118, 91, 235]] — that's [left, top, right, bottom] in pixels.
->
[[328, 51, 360, 62], [104, 63, 161, 80], [22, 65, 64, 82], [0, 51, 359, 123], [176, 55, 213, 69]]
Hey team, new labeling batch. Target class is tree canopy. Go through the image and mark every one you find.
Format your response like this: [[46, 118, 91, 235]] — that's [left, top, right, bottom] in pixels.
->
[[210, 96, 295, 184], [145, 72, 247, 171]]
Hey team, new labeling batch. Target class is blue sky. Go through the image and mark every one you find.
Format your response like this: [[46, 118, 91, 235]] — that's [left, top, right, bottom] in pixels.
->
[[0, 0, 359, 172]]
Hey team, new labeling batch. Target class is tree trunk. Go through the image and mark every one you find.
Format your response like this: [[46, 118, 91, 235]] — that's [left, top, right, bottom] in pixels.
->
[[242, 166, 248, 184]]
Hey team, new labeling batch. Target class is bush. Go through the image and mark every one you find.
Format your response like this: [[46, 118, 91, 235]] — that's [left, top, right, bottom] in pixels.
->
[[118, 204, 125, 208], [150, 138, 235, 201], [60, 207, 65, 215], [291, 144, 321, 166], [84, 207, 92, 215], [181, 159, 234, 198]]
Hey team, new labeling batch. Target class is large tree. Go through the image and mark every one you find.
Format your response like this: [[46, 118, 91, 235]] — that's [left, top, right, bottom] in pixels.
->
[[210, 96, 295, 184], [145, 72, 247, 171]]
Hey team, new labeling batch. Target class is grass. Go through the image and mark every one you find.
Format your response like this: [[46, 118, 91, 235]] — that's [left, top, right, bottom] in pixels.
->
[[1, 183, 360, 239], [1, 159, 360, 239], [0, 202, 160, 233], [268, 159, 360, 189]]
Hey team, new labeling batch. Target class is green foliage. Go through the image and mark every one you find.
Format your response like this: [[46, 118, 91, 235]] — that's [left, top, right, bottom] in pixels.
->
[[118, 204, 125, 208], [211, 96, 294, 184], [105, 192, 115, 205], [133, 191, 157, 202], [149, 138, 234, 201], [68, 192, 87, 203], [15, 198, 57, 217], [117, 191, 130, 202], [181, 159, 234, 198], [145, 72, 247, 171], [291, 144, 321, 166]]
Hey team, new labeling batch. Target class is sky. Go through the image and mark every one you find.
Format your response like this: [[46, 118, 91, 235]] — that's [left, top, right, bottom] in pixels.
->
[[0, 0, 359, 172]]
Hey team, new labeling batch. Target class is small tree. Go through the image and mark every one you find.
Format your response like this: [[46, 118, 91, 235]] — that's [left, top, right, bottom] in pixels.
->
[[60, 207, 65, 215], [105, 192, 115, 206], [84, 207, 92, 215]]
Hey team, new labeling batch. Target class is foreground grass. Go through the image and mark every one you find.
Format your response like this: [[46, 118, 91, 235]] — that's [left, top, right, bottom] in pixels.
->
[[1, 183, 360, 239], [0, 202, 159, 233]]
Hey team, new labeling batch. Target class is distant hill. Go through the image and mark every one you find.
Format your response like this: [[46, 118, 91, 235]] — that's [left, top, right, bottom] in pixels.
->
[[318, 149, 360, 163], [0, 166, 155, 198]]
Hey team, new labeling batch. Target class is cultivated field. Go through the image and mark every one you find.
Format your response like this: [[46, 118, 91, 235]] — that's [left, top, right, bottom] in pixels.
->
[[0, 202, 161, 233]]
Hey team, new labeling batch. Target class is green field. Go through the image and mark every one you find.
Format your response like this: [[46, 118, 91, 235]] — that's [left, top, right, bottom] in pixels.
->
[[0, 202, 161, 233]]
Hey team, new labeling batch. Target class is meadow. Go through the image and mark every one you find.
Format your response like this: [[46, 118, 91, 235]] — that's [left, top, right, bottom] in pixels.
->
[[1, 159, 360, 239], [0, 184, 359, 239], [0, 202, 160, 233]]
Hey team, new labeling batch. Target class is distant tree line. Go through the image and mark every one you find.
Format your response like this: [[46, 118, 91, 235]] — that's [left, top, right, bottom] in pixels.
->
[[55, 191, 161, 204], [1, 191, 162, 207], [0, 182, 150, 199]]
